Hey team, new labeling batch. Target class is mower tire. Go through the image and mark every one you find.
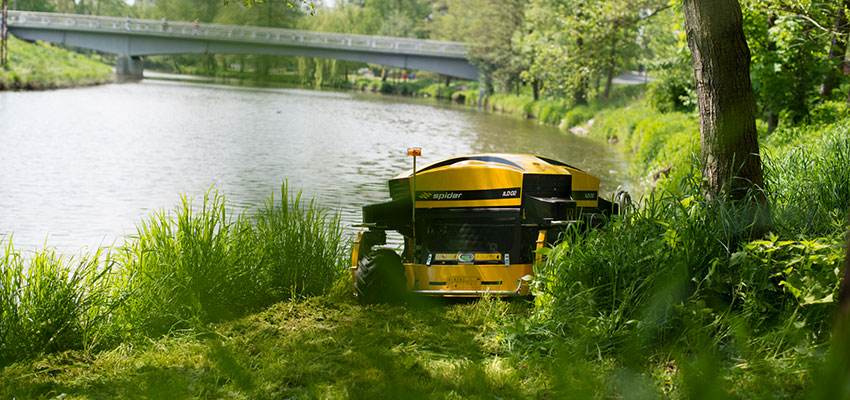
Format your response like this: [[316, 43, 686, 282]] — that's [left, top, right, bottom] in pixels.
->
[[355, 249, 406, 305]]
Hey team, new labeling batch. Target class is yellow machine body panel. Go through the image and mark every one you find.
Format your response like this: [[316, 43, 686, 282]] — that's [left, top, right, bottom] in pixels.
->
[[409, 163, 524, 208], [404, 263, 533, 296], [390, 153, 602, 209]]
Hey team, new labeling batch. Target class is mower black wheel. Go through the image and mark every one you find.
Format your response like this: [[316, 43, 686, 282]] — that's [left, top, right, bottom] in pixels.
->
[[354, 249, 406, 305]]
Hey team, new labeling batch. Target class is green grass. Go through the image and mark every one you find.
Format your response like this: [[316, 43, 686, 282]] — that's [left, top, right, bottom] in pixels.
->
[[0, 35, 113, 90], [0, 184, 347, 368], [0, 244, 115, 367], [0, 296, 548, 399]]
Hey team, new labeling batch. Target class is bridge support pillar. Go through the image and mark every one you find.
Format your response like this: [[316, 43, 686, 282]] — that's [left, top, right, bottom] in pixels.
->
[[115, 55, 143, 79]]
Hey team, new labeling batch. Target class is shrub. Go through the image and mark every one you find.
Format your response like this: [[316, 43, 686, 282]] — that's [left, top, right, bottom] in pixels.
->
[[538, 100, 568, 126], [561, 105, 594, 128]]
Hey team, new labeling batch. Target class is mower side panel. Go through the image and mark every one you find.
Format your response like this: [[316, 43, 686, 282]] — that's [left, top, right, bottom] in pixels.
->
[[404, 263, 534, 297]]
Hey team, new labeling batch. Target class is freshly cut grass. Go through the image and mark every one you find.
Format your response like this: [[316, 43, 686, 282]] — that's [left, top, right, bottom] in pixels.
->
[[0, 296, 545, 399]]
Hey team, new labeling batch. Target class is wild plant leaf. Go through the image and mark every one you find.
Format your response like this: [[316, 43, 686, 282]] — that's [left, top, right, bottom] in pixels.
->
[[801, 293, 833, 306]]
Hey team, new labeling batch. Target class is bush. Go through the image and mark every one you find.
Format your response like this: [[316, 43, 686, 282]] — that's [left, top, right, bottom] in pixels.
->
[[532, 180, 844, 367], [806, 101, 847, 126], [561, 105, 594, 128], [420, 83, 456, 99], [646, 79, 692, 113], [538, 100, 568, 126], [379, 81, 394, 94], [590, 105, 698, 189]]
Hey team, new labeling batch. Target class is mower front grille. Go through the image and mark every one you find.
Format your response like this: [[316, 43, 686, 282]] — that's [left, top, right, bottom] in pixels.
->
[[523, 174, 571, 198]]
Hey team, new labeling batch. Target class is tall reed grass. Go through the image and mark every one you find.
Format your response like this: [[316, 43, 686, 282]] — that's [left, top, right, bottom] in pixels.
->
[[0, 183, 347, 366], [1, 242, 116, 366], [765, 123, 850, 235]]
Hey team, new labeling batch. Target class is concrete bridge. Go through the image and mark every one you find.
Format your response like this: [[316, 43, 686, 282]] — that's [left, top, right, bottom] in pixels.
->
[[6, 11, 478, 80]]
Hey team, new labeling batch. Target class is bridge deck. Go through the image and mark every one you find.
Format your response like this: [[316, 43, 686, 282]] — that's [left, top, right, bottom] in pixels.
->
[[7, 11, 468, 59]]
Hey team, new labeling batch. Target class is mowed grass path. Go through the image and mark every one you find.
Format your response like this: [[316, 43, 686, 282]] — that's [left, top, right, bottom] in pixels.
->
[[1, 294, 545, 399]]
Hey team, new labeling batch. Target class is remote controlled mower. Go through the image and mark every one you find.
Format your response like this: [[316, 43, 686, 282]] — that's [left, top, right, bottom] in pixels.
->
[[351, 152, 626, 304]]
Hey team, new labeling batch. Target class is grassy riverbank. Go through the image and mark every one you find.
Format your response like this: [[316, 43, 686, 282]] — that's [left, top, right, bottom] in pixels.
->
[[1, 85, 847, 397], [0, 35, 113, 90]]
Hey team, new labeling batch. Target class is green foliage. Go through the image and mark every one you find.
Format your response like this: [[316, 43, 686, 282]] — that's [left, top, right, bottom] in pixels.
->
[[646, 77, 693, 113], [732, 235, 843, 308], [640, 5, 697, 113], [590, 104, 699, 189], [516, 101, 849, 398], [530, 182, 843, 393], [300, 0, 431, 38], [525, 0, 667, 102], [536, 100, 568, 126], [115, 190, 260, 336], [744, 0, 840, 126], [430, 0, 528, 93], [487, 92, 535, 115]]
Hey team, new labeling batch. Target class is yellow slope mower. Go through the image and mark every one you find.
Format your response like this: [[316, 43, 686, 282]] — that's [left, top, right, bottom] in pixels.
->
[[351, 152, 628, 304]]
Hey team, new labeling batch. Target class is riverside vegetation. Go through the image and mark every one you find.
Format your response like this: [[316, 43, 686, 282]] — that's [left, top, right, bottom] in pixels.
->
[[1, 91, 847, 397], [0, 35, 113, 90], [2, 0, 848, 396]]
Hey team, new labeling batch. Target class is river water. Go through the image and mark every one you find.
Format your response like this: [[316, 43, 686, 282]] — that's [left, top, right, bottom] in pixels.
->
[[0, 79, 629, 252]]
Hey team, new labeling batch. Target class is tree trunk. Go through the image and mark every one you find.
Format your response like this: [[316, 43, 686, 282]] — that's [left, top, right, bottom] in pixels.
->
[[683, 0, 765, 199], [516, 74, 520, 96], [1, 0, 7, 67], [602, 39, 618, 101], [532, 78, 540, 101], [573, 36, 588, 105], [764, 13, 779, 132], [594, 73, 601, 95], [603, 65, 615, 101], [766, 110, 778, 134], [819, 1, 849, 97]]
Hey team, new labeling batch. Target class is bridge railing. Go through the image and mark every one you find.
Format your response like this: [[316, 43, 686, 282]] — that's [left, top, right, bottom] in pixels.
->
[[7, 11, 468, 58]]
